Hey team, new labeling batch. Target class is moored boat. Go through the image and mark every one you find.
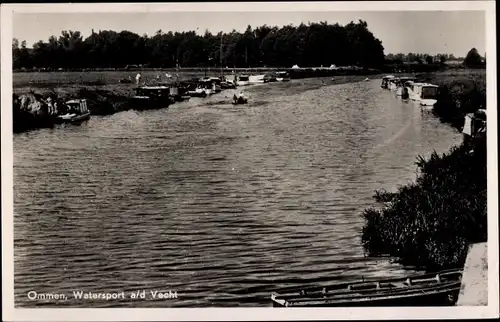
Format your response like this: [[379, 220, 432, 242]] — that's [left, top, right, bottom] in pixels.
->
[[236, 74, 250, 86], [419, 84, 439, 109], [408, 82, 425, 101], [263, 73, 277, 83], [129, 86, 174, 110], [381, 75, 395, 89], [388, 78, 400, 91], [276, 71, 291, 82], [56, 99, 91, 124], [271, 269, 462, 307], [396, 77, 416, 96], [249, 74, 266, 84]]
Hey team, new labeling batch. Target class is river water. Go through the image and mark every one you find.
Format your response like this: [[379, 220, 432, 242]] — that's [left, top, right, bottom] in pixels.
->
[[13, 78, 463, 307]]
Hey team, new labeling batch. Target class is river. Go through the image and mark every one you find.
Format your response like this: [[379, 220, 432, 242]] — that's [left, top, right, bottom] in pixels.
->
[[13, 78, 463, 307]]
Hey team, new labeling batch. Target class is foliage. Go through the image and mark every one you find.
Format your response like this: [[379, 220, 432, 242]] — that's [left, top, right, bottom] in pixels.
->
[[464, 47, 484, 67], [12, 20, 385, 69], [431, 71, 486, 128], [362, 142, 487, 270], [385, 53, 458, 64]]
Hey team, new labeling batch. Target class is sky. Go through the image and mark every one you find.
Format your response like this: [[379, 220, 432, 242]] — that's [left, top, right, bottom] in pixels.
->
[[12, 11, 486, 57]]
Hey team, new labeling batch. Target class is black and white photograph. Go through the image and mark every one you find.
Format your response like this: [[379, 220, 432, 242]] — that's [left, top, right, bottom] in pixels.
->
[[1, 2, 498, 321]]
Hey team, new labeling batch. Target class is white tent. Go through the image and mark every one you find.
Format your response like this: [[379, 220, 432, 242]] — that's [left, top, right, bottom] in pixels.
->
[[329, 64, 337, 69], [291, 64, 300, 69]]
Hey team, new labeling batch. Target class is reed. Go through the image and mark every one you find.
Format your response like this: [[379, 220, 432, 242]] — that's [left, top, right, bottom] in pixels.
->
[[362, 140, 487, 271]]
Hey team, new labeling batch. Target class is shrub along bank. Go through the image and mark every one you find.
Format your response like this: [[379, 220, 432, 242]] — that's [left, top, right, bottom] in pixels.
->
[[361, 71, 487, 271]]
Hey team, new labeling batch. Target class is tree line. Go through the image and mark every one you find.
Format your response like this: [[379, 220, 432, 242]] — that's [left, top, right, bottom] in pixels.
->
[[385, 48, 485, 67], [13, 20, 386, 70]]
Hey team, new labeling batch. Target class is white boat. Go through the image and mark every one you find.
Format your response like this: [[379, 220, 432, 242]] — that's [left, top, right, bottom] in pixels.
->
[[276, 71, 291, 82], [56, 99, 90, 123], [236, 75, 250, 86], [388, 78, 399, 91], [249, 74, 265, 84], [408, 82, 425, 101], [187, 87, 213, 97], [396, 78, 416, 96], [381, 75, 395, 89], [419, 84, 439, 109]]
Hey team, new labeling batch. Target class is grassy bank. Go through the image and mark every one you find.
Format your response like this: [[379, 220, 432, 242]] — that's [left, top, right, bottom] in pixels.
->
[[361, 69, 487, 271]]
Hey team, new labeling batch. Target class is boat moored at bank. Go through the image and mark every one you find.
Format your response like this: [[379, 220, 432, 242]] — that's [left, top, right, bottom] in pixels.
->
[[381, 75, 395, 89], [419, 84, 439, 108], [129, 86, 175, 109], [271, 269, 462, 307], [276, 71, 291, 82], [56, 99, 91, 124], [236, 74, 250, 86]]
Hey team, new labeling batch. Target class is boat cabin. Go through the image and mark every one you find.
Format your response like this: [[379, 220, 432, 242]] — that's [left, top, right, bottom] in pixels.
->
[[135, 86, 170, 99], [420, 84, 439, 100], [65, 99, 89, 114], [238, 75, 250, 82]]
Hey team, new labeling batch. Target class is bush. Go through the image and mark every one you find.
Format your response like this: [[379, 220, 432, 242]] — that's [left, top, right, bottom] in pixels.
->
[[433, 77, 486, 128], [362, 142, 487, 271]]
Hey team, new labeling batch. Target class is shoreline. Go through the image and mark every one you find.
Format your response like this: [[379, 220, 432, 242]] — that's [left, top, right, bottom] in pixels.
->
[[12, 74, 372, 134], [361, 69, 487, 273]]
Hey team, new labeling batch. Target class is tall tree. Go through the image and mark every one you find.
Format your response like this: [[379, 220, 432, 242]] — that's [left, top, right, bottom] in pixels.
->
[[464, 47, 482, 67]]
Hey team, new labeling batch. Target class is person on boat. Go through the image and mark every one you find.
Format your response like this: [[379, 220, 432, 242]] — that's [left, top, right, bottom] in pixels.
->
[[136, 73, 142, 85], [45, 97, 54, 115]]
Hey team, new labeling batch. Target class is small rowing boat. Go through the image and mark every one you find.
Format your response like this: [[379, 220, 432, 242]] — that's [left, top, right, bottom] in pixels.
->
[[271, 269, 462, 307]]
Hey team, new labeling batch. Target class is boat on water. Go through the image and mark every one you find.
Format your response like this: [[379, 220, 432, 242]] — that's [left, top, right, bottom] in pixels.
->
[[249, 74, 266, 84], [129, 86, 175, 109], [419, 84, 439, 109], [388, 78, 400, 91], [408, 82, 425, 101], [381, 75, 395, 89], [271, 269, 462, 307], [395, 77, 416, 96], [221, 80, 237, 89], [263, 73, 277, 83], [187, 87, 213, 97], [168, 86, 190, 102], [276, 71, 291, 82], [201, 77, 222, 93], [56, 99, 90, 124], [236, 74, 250, 86]]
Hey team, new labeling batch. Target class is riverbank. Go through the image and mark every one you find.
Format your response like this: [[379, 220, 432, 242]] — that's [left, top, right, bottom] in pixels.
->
[[12, 74, 371, 133], [361, 69, 487, 272]]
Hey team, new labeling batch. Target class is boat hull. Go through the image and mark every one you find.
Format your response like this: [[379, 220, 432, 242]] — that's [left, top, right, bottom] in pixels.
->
[[271, 269, 462, 307], [272, 287, 460, 307], [55, 112, 91, 124]]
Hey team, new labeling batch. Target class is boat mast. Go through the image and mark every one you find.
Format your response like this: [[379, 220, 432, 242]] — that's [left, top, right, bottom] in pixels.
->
[[220, 33, 223, 78], [245, 46, 248, 68]]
